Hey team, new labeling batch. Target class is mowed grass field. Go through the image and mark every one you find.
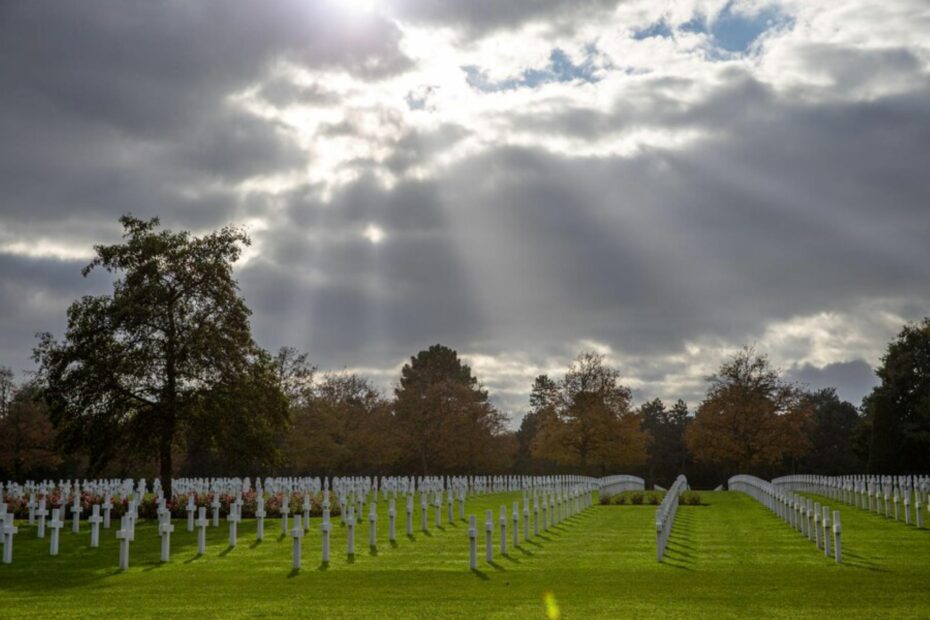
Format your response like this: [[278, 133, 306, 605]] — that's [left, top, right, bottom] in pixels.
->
[[2, 490, 929, 618]]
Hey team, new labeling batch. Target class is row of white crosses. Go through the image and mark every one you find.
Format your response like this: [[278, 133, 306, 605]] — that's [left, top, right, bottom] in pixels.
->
[[729, 475, 842, 563], [655, 475, 688, 562], [1, 474, 601, 570], [772, 474, 928, 529], [468, 480, 599, 570]]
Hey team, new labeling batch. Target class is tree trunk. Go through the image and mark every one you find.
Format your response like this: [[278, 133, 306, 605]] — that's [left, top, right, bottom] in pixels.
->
[[160, 430, 173, 498]]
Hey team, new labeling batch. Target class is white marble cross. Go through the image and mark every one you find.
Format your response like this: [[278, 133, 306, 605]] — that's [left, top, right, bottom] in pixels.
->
[[303, 494, 312, 532], [346, 505, 356, 558], [2, 514, 18, 564], [88, 504, 103, 548], [212, 493, 222, 528], [388, 498, 396, 543], [533, 497, 540, 537], [369, 502, 377, 550], [71, 494, 83, 534], [523, 498, 530, 542], [186, 495, 197, 532], [256, 495, 266, 542], [832, 511, 842, 563], [159, 515, 175, 562], [36, 499, 48, 538], [512, 501, 519, 549], [321, 513, 331, 564], [484, 509, 493, 563], [499, 506, 507, 556], [281, 496, 290, 536], [228, 504, 240, 548], [196, 506, 209, 555], [291, 522, 304, 570], [405, 494, 413, 537], [102, 494, 113, 529], [420, 493, 428, 533], [48, 508, 64, 556], [822, 506, 831, 557], [116, 515, 134, 570]]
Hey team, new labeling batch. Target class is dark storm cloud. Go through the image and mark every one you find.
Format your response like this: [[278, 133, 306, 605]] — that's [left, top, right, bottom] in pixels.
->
[[0, 255, 113, 375]]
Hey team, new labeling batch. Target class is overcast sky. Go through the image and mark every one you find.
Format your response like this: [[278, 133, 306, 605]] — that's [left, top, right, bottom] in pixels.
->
[[1, 0, 928, 423]]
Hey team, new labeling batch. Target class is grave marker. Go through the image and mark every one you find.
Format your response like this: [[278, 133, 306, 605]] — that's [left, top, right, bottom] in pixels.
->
[[228, 504, 240, 548], [116, 514, 133, 570], [186, 495, 196, 532], [36, 499, 48, 539], [291, 523, 304, 570], [71, 493, 82, 534], [196, 507, 209, 555], [389, 498, 396, 543], [485, 509, 493, 563], [346, 506, 356, 558], [2, 515, 18, 564], [159, 516, 174, 562], [89, 504, 102, 548], [833, 511, 842, 563], [49, 508, 64, 556], [102, 494, 112, 529], [499, 506, 507, 556], [369, 502, 377, 550]]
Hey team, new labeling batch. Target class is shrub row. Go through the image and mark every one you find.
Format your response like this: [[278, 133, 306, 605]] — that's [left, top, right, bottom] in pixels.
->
[[599, 490, 703, 506], [600, 490, 665, 505]]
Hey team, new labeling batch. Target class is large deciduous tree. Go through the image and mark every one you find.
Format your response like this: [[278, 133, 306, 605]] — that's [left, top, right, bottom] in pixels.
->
[[797, 388, 863, 475], [863, 318, 930, 473], [685, 348, 812, 478], [640, 398, 691, 487], [0, 378, 62, 480], [531, 352, 650, 474], [284, 373, 400, 476], [34, 216, 288, 494], [394, 344, 509, 474]]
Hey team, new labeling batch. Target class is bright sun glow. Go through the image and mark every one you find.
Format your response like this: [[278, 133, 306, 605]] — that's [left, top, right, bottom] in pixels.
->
[[363, 223, 385, 244]]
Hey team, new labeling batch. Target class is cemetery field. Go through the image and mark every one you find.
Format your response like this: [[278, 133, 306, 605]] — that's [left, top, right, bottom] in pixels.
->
[[2, 491, 930, 618]]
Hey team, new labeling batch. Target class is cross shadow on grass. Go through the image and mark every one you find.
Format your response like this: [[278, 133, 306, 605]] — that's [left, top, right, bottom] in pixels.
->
[[218, 545, 234, 557], [843, 550, 890, 572], [471, 568, 490, 580]]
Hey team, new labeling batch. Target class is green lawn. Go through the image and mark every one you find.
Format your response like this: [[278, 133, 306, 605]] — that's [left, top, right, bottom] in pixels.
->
[[2, 491, 929, 618]]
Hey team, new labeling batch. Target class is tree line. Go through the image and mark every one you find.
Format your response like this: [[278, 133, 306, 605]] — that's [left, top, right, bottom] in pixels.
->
[[1, 217, 927, 492]]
